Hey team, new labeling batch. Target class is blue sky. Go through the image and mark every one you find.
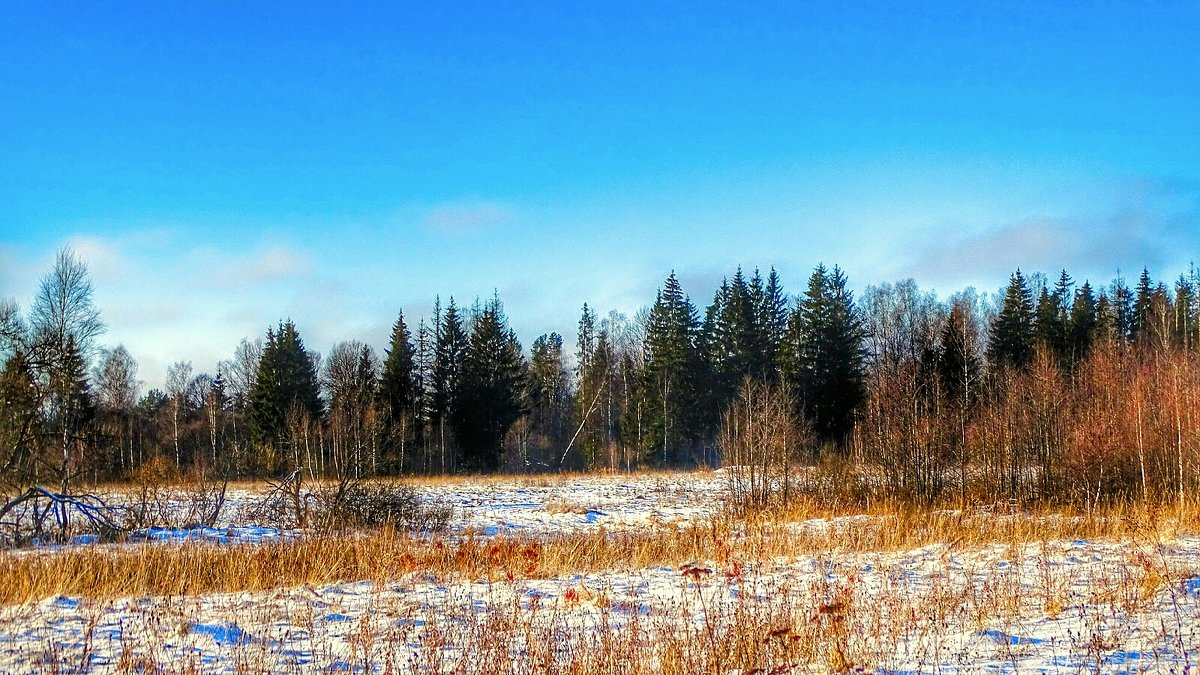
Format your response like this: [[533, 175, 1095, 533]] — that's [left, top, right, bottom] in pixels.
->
[[1, 2, 1198, 387]]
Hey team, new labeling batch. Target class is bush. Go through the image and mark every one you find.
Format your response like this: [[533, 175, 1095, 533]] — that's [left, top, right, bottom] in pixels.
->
[[312, 482, 453, 534]]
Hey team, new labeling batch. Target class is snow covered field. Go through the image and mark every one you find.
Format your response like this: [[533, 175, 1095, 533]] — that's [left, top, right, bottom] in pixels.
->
[[2, 472, 1199, 673]]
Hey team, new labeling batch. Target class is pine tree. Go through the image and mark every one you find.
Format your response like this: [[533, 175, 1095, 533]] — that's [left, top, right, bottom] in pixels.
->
[[454, 297, 526, 471], [987, 270, 1036, 370], [247, 320, 322, 468], [379, 311, 418, 472]]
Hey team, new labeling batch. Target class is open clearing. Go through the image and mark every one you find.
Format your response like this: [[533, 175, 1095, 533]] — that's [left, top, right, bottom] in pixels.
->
[[2, 471, 1199, 673]]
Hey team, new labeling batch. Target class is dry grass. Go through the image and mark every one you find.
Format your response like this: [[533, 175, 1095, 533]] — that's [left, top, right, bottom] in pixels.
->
[[3, 498, 1196, 606], [15, 530, 1199, 674]]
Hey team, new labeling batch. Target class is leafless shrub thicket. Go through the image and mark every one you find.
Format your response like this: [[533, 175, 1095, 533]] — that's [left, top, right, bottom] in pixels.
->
[[236, 472, 451, 534], [719, 378, 809, 510]]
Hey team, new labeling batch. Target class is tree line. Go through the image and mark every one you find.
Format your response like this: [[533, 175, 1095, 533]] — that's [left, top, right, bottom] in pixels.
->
[[3, 248, 1200, 504]]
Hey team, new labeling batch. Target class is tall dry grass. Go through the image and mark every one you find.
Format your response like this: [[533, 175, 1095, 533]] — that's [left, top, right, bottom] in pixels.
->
[[3, 498, 1197, 605]]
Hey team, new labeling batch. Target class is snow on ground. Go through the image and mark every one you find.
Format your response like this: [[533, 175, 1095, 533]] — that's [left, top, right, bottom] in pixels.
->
[[2, 472, 1199, 673]]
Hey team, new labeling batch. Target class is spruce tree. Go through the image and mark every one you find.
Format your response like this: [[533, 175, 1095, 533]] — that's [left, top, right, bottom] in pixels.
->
[[1132, 268, 1155, 344], [936, 301, 981, 408], [379, 311, 418, 472], [642, 272, 704, 466], [1174, 273, 1197, 350], [780, 264, 866, 449], [528, 332, 570, 466], [1069, 282, 1098, 362], [756, 267, 788, 379], [247, 321, 322, 465], [431, 299, 467, 472], [987, 270, 1036, 370], [1111, 275, 1134, 344], [707, 269, 760, 416], [454, 297, 526, 471], [575, 304, 606, 466], [1094, 291, 1118, 345], [0, 351, 42, 485], [47, 336, 95, 490]]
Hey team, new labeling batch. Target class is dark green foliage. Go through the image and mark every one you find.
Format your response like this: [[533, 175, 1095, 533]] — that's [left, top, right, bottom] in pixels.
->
[[780, 264, 867, 449], [1094, 291, 1118, 345], [642, 272, 707, 465], [1132, 268, 1154, 344], [45, 336, 95, 487], [247, 321, 322, 458], [453, 298, 527, 471], [1174, 273, 1197, 349], [936, 302, 982, 409], [527, 332, 572, 467], [1069, 282, 1098, 361], [378, 311, 419, 470], [757, 267, 789, 374], [1111, 275, 1135, 344], [987, 270, 1036, 370], [706, 269, 762, 416], [0, 352, 41, 485], [1033, 270, 1073, 364]]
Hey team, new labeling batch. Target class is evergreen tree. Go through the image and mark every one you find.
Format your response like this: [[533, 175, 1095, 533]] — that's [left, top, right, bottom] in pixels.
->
[[528, 332, 571, 467], [756, 267, 788, 379], [1069, 281, 1098, 362], [575, 304, 605, 467], [642, 272, 705, 466], [0, 351, 42, 486], [454, 297, 526, 471], [413, 318, 435, 472], [1094, 291, 1118, 345], [936, 301, 981, 409], [247, 321, 322, 464], [780, 264, 866, 449], [1132, 268, 1155, 344], [707, 269, 760, 416], [378, 311, 418, 472], [46, 336, 95, 489], [431, 299, 467, 472], [1174, 273, 1197, 350], [1111, 274, 1135, 344], [1033, 285, 1059, 358], [987, 270, 1036, 370]]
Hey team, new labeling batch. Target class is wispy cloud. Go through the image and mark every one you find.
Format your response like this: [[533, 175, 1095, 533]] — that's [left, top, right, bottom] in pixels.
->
[[421, 199, 516, 234], [65, 235, 131, 284], [196, 244, 315, 287], [901, 179, 1200, 289]]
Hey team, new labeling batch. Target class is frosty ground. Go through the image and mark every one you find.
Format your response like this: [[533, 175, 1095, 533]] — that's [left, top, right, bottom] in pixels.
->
[[1, 472, 1199, 673]]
